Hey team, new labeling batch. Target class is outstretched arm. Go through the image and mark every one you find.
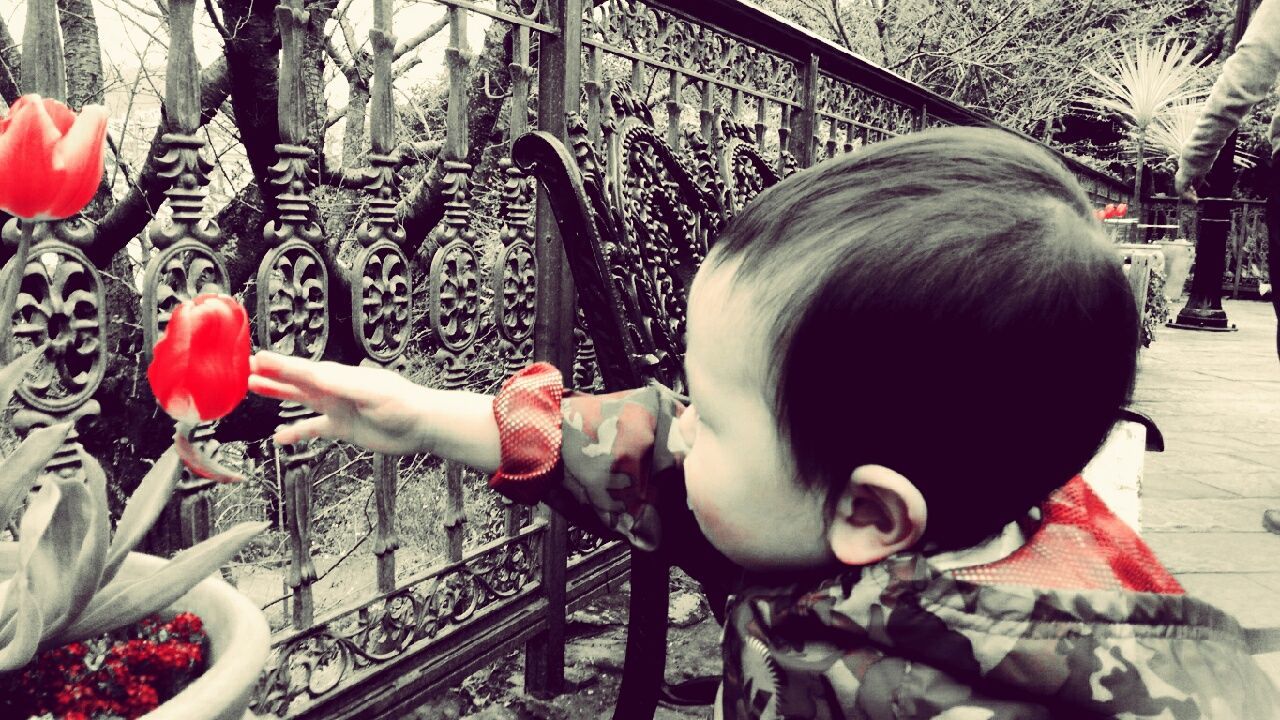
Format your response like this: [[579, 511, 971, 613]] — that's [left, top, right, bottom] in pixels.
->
[[1177, 0, 1280, 194], [248, 351, 501, 471]]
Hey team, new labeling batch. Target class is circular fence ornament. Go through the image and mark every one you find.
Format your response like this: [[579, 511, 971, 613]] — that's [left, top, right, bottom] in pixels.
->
[[352, 240, 411, 363], [492, 239, 536, 353], [256, 239, 330, 360], [141, 240, 231, 353], [11, 242, 107, 413], [428, 239, 480, 353]]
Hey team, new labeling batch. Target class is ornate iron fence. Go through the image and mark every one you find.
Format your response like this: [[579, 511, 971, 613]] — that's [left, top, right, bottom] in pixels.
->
[[3, 0, 1131, 717], [1147, 195, 1269, 298]]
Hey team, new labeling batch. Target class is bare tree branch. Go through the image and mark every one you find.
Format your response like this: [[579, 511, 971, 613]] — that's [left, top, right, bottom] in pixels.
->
[[90, 56, 232, 266], [394, 14, 449, 57], [0, 15, 22, 104], [203, 0, 231, 41]]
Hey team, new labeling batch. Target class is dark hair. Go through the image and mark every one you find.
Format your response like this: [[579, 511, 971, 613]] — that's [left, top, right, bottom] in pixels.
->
[[705, 126, 1139, 551]]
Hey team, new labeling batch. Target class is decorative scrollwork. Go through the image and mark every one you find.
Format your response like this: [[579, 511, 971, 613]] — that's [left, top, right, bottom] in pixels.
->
[[250, 530, 542, 717], [567, 525, 608, 559], [817, 75, 917, 140], [265, 143, 325, 246], [721, 138, 779, 218], [572, 305, 603, 391], [148, 133, 220, 249], [141, 240, 230, 351], [493, 240, 536, 374], [9, 242, 106, 413], [499, 0, 546, 21], [429, 240, 480, 387], [352, 241, 411, 363], [612, 114, 712, 379], [356, 153, 407, 248], [584, 0, 801, 103], [681, 127, 726, 219], [256, 239, 330, 360]]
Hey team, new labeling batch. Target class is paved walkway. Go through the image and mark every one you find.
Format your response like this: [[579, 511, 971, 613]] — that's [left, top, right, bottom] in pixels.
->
[[1130, 298, 1280, 684]]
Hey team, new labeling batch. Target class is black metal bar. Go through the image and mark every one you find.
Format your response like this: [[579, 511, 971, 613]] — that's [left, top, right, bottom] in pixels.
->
[[526, 0, 582, 698]]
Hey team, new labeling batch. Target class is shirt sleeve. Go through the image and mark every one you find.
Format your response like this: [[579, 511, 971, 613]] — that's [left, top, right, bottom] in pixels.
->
[[488, 362, 694, 552], [1178, 0, 1280, 186], [490, 365, 765, 607]]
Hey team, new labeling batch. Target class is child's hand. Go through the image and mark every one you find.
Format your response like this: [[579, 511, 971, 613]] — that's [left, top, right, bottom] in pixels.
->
[[249, 351, 434, 455]]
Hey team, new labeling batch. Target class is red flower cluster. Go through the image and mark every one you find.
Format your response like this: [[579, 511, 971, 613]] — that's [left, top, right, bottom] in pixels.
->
[[1094, 202, 1129, 220], [0, 613, 209, 719]]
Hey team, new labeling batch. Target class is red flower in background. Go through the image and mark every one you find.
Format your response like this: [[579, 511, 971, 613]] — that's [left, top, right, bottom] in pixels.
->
[[148, 294, 250, 425], [1095, 203, 1130, 220], [0, 94, 108, 220]]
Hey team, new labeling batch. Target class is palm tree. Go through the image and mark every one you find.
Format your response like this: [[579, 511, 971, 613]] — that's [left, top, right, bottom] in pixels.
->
[[1081, 38, 1209, 229], [1138, 101, 1257, 170]]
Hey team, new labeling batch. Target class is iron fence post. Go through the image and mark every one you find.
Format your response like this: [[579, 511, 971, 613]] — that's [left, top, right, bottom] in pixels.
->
[[527, 0, 582, 698]]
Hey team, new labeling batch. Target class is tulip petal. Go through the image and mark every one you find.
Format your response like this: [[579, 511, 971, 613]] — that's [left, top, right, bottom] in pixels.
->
[[0, 94, 63, 219], [148, 294, 251, 423], [187, 299, 250, 420], [148, 300, 199, 419], [45, 104, 107, 219], [41, 97, 75, 135]]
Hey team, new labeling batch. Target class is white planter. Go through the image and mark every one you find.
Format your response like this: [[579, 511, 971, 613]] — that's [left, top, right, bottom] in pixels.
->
[[1154, 239, 1195, 301], [1, 548, 270, 720]]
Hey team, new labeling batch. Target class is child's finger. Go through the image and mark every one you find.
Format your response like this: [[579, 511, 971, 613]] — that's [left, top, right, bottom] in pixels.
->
[[252, 351, 319, 383], [273, 415, 335, 445], [248, 374, 307, 403]]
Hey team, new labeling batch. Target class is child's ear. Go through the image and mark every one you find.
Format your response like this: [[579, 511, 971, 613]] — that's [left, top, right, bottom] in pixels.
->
[[827, 465, 928, 566]]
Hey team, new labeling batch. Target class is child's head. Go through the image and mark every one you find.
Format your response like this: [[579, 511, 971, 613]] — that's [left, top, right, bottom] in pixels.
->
[[675, 127, 1138, 571]]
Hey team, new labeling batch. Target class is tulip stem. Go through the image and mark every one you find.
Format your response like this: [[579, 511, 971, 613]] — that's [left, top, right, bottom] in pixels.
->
[[174, 420, 245, 483], [0, 220, 34, 365]]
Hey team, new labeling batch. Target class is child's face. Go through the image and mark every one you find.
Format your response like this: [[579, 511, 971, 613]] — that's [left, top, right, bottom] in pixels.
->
[[676, 263, 836, 571]]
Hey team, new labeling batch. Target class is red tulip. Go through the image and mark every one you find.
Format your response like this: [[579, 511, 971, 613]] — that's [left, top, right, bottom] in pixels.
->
[[1094, 208, 1107, 220], [1103, 203, 1118, 219], [1115, 203, 1128, 218], [148, 294, 250, 425], [0, 94, 108, 220]]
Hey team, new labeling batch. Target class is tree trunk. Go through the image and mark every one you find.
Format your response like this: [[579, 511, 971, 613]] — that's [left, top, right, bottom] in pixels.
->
[[1134, 130, 1145, 242], [57, 0, 103, 108], [0, 16, 22, 104], [219, 0, 284, 218]]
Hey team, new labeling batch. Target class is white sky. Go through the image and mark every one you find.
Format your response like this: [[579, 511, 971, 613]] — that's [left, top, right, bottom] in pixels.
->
[[1, 0, 492, 117]]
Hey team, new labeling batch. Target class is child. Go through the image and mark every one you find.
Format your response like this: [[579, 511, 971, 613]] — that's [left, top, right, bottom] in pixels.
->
[[249, 127, 1279, 718]]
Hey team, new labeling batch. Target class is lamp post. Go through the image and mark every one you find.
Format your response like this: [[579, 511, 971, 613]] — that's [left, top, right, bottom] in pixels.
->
[[1170, 0, 1256, 331]]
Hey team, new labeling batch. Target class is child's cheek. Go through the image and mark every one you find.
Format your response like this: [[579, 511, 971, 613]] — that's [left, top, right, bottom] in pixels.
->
[[685, 470, 745, 554]]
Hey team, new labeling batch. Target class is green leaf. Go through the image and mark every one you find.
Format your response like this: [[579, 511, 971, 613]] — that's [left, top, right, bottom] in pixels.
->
[[0, 346, 43, 412], [0, 422, 72, 528], [59, 521, 267, 643], [100, 445, 180, 587], [17, 482, 62, 567], [0, 580, 42, 672], [57, 455, 111, 636], [0, 578, 17, 646], [1079, 37, 1208, 131], [24, 478, 89, 639]]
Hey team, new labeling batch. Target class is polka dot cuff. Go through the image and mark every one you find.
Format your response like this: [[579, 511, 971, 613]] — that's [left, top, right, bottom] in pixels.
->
[[489, 362, 564, 504]]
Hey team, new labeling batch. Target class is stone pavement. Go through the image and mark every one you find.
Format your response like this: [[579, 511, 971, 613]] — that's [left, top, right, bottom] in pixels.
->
[[1129, 298, 1280, 685]]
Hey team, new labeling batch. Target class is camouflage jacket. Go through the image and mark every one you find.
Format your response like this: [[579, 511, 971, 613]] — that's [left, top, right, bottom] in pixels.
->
[[489, 364, 1280, 719]]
